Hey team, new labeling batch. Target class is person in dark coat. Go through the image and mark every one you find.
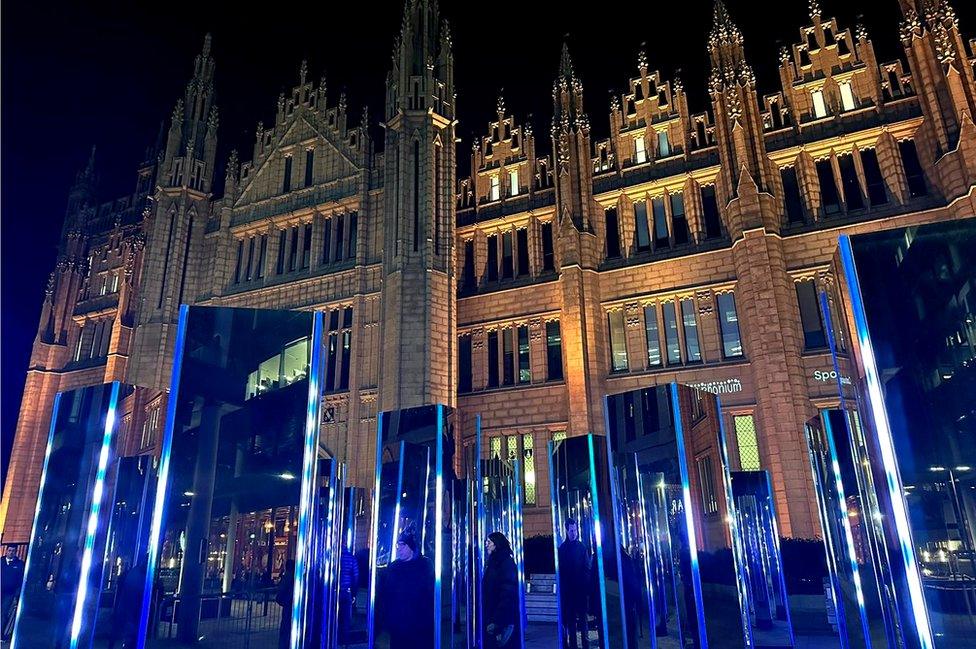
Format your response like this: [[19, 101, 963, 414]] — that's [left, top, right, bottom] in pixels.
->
[[482, 532, 520, 649], [558, 519, 590, 649], [381, 531, 434, 649], [1, 545, 25, 641], [276, 560, 296, 649]]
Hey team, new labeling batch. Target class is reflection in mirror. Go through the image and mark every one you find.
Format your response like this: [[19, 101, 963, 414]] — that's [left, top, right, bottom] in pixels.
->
[[368, 405, 470, 649], [140, 306, 323, 649], [12, 382, 133, 649]]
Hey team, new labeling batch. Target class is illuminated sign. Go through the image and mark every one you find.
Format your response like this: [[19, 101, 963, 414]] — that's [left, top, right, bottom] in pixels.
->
[[813, 370, 852, 385], [688, 378, 742, 394]]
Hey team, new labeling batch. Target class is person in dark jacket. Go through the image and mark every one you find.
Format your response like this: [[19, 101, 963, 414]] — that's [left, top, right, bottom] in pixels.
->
[[558, 519, 590, 649], [482, 532, 520, 649], [1, 545, 25, 641], [381, 531, 434, 649], [276, 560, 296, 649]]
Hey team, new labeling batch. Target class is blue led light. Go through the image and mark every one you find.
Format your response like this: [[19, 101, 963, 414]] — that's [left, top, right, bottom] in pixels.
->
[[11, 392, 62, 649], [600, 411, 633, 649], [138, 304, 189, 649], [547, 439, 565, 643], [669, 383, 709, 649], [433, 405, 445, 645], [586, 435, 611, 649], [366, 412, 386, 649], [290, 310, 325, 649], [839, 235, 934, 649], [513, 455, 527, 647]]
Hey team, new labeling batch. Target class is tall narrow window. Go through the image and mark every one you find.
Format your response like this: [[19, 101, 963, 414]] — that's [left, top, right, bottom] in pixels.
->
[[347, 212, 358, 259], [458, 336, 472, 394], [717, 293, 743, 358], [652, 196, 669, 248], [288, 226, 299, 271], [463, 240, 476, 290], [322, 218, 332, 265], [522, 434, 536, 505], [816, 159, 841, 215], [256, 234, 267, 279], [541, 222, 555, 271], [517, 325, 531, 383], [635, 136, 647, 164], [325, 310, 339, 392], [276, 229, 287, 274], [302, 223, 312, 269], [546, 321, 563, 381], [663, 302, 681, 364], [898, 140, 927, 198], [634, 201, 651, 252], [608, 310, 628, 372], [305, 149, 314, 187], [434, 146, 442, 256], [339, 328, 351, 390], [733, 415, 761, 471], [234, 239, 244, 284], [644, 305, 661, 367], [509, 169, 519, 197], [283, 156, 293, 193], [490, 176, 500, 201], [680, 299, 701, 362], [838, 155, 864, 210], [811, 89, 828, 119], [839, 82, 856, 111], [502, 232, 514, 279], [860, 149, 889, 206], [110, 272, 119, 293], [413, 141, 420, 251], [516, 229, 529, 276], [796, 280, 827, 349], [781, 167, 806, 224], [487, 235, 499, 281], [670, 194, 688, 245], [700, 185, 722, 239], [605, 208, 621, 259], [245, 237, 255, 281], [657, 130, 671, 157], [334, 214, 345, 262], [487, 330, 499, 388], [502, 328, 515, 386]]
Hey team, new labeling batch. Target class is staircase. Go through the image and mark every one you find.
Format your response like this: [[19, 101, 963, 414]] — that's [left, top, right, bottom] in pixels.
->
[[525, 573, 558, 623]]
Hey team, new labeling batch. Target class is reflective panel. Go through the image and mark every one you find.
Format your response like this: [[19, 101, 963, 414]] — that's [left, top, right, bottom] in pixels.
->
[[12, 382, 133, 649], [833, 222, 976, 649], [602, 384, 749, 649], [140, 306, 324, 649], [368, 405, 470, 649]]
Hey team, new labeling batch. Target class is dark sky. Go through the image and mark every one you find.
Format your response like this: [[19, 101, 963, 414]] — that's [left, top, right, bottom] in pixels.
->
[[3, 0, 972, 480]]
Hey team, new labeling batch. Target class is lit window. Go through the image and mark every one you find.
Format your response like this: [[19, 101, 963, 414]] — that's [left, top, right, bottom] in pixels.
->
[[517, 325, 531, 384], [733, 415, 761, 470], [635, 136, 647, 164], [663, 302, 681, 364], [110, 273, 119, 293], [657, 130, 671, 157], [522, 433, 536, 505], [608, 310, 629, 372], [644, 305, 661, 367], [811, 89, 828, 119], [509, 169, 519, 197], [717, 293, 743, 358], [680, 298, 701, 362], [839, 82, 856, 111], [490, 175, 500, 201]]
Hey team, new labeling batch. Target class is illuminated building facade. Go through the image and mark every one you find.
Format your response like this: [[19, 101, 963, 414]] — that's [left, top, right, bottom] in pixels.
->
[[3, 0, 976, 548]]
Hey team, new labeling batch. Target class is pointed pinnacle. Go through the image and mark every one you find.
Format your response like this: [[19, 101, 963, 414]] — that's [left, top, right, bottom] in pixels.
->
[[497, 89, 505, 115], [560, 39, 574, 78], [299, 59, 308, 85], [202, 33, 212, 58]]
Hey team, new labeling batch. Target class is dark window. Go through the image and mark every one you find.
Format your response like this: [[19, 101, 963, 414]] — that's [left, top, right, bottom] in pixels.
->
[[860, 149, 889, 206], [608, 310, 628, 372], [256, 235, 267, 279], [347, 212, 358, 259], [458, 336, 472, 394], [781, 167, 806, 224], [233, 239, 243, 284], [487, 235, 498, 281], [501, 232, 514, 279], [838, 155, 864, 210], [717, 293, 743, 358], [517, 325, 530, 383], [799, 48, 812, 67], [322, 219, 332, 265], [796, 280, 827, 349], [700, 186, 722, 239], [516, 229, 529, 276], [502, 328, 515, 385], [899, 140, 927, 198], [652, 196, 669, 248], [334, 215, 344, 262], [837, 37, 850, 56], [663, 302, 681, 364], [546, 321, 563, 381], [462, 240, 476, 290], [487, 330, 499, 387], [245, 237, 255, 281], [413, 141, 420, 251], [634, 201, 651, 252], [276, 230, 286, 274], [681, 298, 701, 362], [644, 305, 661, 367], [305, 149, 314, 187], [342, 307, 353, 328], [288, 226, 299, 271], [326, 330, 338, 392], [806, 30, 819, 51], [670, 194, 689, 245], [302, 223, 312, 269], [283, 156, 293, 193], [339, 330, 351, 390], [605, 208, 621, 258], [816, 159, 841, 215], [541, 223, 554, 271]]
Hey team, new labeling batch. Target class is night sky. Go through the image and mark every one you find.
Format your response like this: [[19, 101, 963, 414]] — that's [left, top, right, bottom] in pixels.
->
[[3, 0, 973, 481]]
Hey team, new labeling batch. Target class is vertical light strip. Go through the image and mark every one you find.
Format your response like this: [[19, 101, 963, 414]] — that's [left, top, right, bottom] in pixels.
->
[[839, 235, 934, 649], [586, 435, 611, 648], [433, 405, 445, 645], [367, 412, 386, 648], [669, 383, 709, 649], [547, 439, 565, 642], [138, 304, 189, 649], [601, 404, 633, 649], [291, 311, 324, 649], [11, 392, 62, 649], [69, 381, 121, 649], [513, 455, 527, 647], [631, 454, 658, 649], [475, 415, 485, 649]]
